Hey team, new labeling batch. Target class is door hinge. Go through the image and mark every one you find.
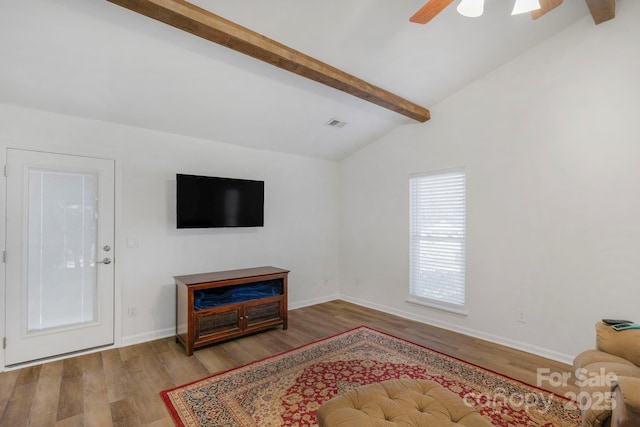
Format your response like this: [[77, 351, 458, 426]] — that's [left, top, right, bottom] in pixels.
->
[[2, 251, 5, 263], [3, 165, 7, 177], [3, 337, 6, 350]]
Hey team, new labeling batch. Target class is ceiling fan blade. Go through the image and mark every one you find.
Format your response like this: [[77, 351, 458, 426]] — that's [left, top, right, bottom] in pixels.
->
[[410, 0, 455, 24], [530, 0, 564, 20]]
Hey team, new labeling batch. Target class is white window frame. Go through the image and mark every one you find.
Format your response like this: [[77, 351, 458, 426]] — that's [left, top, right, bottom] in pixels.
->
[[408, 167, 467, 316]]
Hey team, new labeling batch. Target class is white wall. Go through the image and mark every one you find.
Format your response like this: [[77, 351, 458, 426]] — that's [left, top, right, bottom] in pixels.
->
[[339, 1, 640, 363], [0, 104, 340, 364]]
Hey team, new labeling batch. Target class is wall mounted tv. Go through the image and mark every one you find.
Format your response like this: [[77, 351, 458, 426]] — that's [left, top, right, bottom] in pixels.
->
[[176, 174, 264, 228]]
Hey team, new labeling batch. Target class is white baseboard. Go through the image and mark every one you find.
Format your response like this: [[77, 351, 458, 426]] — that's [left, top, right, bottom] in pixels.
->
[[20, 295, 571, 371], [121, 327, 175, 347], [111, 295, 578, 366], [339, 295, 574, 365], [289, 294, 340, 310]]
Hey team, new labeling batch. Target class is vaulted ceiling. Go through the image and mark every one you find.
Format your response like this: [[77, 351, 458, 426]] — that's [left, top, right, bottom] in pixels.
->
[[0, 1, 612, 159]]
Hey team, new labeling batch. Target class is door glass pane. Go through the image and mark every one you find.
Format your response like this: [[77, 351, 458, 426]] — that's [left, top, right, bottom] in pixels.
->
[[27, 169, 99, 331]]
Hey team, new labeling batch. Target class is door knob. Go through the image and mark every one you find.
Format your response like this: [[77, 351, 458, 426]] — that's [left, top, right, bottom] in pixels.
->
[[103, 245, 111, 252], [96, 257, 112, 265]]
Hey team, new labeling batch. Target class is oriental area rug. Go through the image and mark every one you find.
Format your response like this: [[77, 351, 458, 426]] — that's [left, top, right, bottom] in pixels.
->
[[161, 326, 581, 427]]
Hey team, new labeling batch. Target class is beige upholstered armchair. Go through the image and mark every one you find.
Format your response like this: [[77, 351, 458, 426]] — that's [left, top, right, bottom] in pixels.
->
[[573, 322, 640, 427]]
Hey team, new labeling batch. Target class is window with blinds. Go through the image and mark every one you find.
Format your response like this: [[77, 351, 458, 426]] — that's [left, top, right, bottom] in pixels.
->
[[409, 168, 466, 313]]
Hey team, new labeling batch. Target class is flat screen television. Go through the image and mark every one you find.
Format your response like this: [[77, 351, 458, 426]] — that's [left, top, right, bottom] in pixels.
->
[[176, 174, 264, 228]]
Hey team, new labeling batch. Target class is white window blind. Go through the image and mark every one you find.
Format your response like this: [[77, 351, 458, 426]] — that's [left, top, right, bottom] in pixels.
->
[[409, 168, 466, 312]]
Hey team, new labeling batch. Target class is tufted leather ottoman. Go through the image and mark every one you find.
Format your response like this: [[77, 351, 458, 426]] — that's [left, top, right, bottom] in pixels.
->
[[316, 378, 492, 427]]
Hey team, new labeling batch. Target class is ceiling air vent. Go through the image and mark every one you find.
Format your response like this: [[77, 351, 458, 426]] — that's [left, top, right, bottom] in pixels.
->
[[325, 118, 348, 128]]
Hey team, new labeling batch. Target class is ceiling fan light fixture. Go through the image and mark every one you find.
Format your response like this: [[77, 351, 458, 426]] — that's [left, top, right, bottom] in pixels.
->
[[456, 0, 484, 18], [511, 0, 541, 15]]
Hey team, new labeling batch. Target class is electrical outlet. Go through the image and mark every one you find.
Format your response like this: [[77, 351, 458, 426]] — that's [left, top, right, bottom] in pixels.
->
[[128, 306, 137, 317], [518, 309, 527, 324]]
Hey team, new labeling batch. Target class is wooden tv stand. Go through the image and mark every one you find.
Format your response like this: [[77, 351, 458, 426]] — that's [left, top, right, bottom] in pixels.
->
[[174, 266, 289, 356]]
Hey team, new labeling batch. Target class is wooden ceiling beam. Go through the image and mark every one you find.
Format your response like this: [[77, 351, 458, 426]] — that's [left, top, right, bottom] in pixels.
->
[[585, 0, 615, 25], [106, 0, 431, 122]]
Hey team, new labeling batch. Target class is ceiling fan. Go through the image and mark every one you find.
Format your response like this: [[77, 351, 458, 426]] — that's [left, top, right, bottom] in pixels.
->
[[410, 0, 564, 24]]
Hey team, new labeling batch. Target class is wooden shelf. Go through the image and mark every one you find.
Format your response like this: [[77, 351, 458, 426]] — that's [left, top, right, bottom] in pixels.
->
[[174, 266, 289, 356]]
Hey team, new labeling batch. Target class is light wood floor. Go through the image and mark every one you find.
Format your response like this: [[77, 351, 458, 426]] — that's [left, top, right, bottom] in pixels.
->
[[0, 300, 578, 426]]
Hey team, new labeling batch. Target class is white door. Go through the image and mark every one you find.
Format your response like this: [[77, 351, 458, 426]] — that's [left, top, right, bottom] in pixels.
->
[[4, 149, 115, 366]]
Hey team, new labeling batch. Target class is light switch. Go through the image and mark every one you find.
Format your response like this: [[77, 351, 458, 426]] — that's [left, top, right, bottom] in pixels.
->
[[126, 238, 139, 248]]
